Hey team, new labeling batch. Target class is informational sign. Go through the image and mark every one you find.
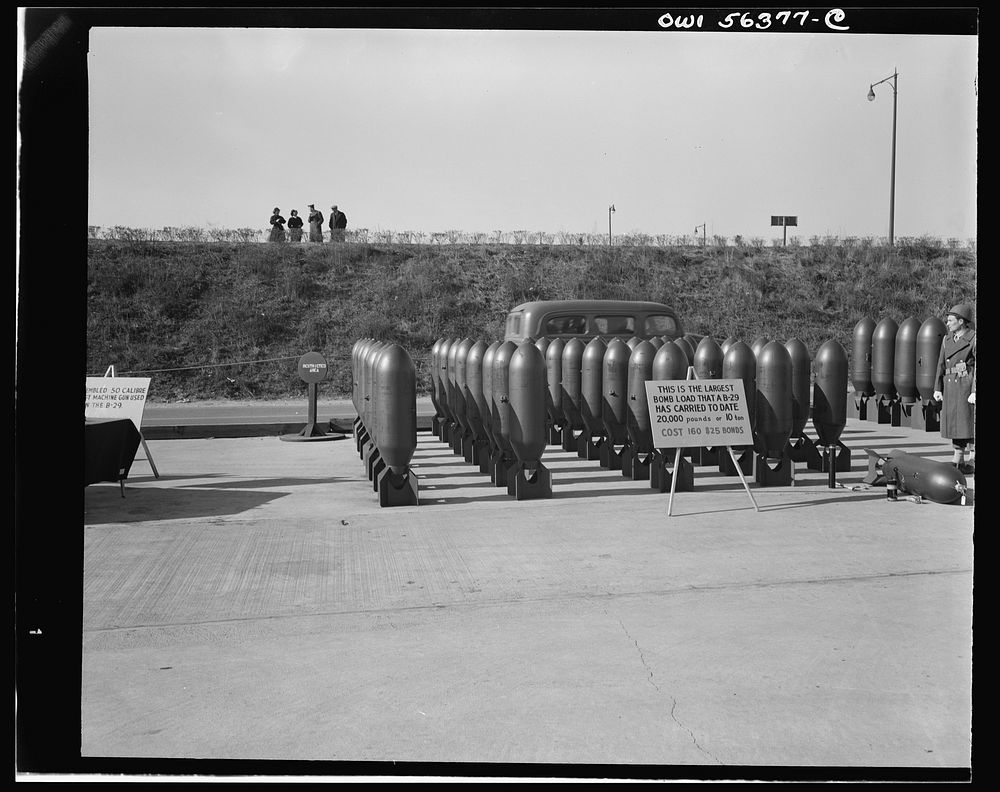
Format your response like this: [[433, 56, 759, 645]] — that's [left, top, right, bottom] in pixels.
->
[[85, 377, 151, 430], [770, 215, 798, 226], [644, 379, 754, 448], [297, 351, 328, 383]]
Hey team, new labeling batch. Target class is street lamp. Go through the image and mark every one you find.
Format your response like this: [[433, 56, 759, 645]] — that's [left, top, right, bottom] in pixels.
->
[[867, 68, 898, 246], [608, 204, 615, 246], [694, 223, 706, 246]]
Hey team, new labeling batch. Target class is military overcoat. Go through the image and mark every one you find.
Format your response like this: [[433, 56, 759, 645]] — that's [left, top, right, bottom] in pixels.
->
[[934, 329, 976, 439]]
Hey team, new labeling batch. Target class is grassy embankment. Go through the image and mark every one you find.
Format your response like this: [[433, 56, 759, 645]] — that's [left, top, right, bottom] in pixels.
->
[[86, 237, 977, 402]]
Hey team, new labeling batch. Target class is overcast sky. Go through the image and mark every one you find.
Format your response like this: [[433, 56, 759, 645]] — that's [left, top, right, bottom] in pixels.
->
[[84, 18, 978, 242]]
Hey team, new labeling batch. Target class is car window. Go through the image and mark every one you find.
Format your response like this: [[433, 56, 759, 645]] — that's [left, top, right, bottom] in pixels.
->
[[644, 314, 678, 335], [544, 315, 588, 335], [505, 312, 523, 337], [593, 315, 635, 335]]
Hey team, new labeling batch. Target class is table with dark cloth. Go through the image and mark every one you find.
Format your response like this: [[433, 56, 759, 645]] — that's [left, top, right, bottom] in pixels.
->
[[85, 418, 142, 492]]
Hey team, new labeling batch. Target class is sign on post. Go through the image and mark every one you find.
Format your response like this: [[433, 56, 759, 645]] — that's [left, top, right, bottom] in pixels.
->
[[643, 379, 753, 448]]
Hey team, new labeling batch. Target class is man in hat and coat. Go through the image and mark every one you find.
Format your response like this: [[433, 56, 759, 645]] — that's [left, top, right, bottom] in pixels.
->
[[329, 205, 347, 242], [307, 204, 325, 243], [933, 302, 976, 474]]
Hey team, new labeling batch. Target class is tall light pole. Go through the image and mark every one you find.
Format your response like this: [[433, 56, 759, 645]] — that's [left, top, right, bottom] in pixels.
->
[[694, 223, 706, 246], [608, 204, 615, 246], [868, 68, 898, 246]]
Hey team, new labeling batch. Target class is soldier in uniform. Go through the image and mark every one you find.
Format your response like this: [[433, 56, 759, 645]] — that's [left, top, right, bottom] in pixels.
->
[[307, 204, 325, 243], [933, 302, 976, 474]]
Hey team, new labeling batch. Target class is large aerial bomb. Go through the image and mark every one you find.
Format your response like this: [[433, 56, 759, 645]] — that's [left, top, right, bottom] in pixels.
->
[[623, 340, 656, 480], [600, 338, 632, 470], [812, 339, 850, 483], [451, 337, 475, 455], [580, 337, 608, 460], [870, 317, 901, 424], [436, 338, 456, 442], [912, 317, 946, 432], [479, 341, 501, 473], [560, 338, 586, 452], [490, 340, 518, 486], [784, 338, 820, 468], [464, 340, 490, 466], [720, 340, 757, 476], [673, 336, 695, 368], [647, 341, 695, 493], [693, 336, 724, 380], [545, 338, 566, 444], [849, 317, 876, 419], [690, 336, 724, 466], [893, 317, 921, 405], [372, 343, 419, 507], [751, 336, 770, 360], [864, 448, 968, 505], [506, 340, 553, 499], [755, 341, 793, 485], [652, 340, 689, 381], [360, 340, 388, 472], [429, 338, 445, 435]]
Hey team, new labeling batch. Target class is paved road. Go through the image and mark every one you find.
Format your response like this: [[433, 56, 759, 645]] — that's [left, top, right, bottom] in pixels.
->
[[78, 412, 974, 780]]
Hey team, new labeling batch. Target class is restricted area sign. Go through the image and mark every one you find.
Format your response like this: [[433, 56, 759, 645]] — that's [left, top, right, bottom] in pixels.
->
[[644, 379, 753, 449], [297, 351, 328, 383]]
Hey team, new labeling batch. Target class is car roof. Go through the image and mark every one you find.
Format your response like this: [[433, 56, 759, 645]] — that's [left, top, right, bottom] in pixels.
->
[[509, 300, 677, 314]]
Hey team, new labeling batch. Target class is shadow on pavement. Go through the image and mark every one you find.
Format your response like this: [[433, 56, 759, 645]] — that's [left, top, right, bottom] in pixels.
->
[[83, 485, 289, 525]]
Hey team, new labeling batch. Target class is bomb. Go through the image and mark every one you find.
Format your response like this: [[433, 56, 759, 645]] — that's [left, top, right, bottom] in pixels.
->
[[371, 343, 420, 507], [652, 340, 689, 381], [870, 317, 901, 425], [911, 316, 947, 432], [784, 338, 819, 467], [751, 336, 770, 360], [506, 340, 553, 499], [479, 341, 501, 473], [580, 337, 608, 460], [864, 448, 968, 505], [560, 338, 586, 452], [490, 340, 518, 486], [622, 340, 656, 480], [545, 338, 566, 444], [600, 338, 631, 470], [893, 316, 922, 405], [755, 340, 793, 486], [464, 339, 490, 466], [690, 336, 724, 466], [812, 339, 851, 483], [674, 336, 695, 368], [451, 337, 475, 455], [720, 340, 756, 476]]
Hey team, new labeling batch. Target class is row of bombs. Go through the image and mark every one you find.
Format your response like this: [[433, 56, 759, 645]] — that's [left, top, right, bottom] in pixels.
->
[[426, 333, 852, 500], [351, 340, 420, 507], [849, 315, 949, 430]]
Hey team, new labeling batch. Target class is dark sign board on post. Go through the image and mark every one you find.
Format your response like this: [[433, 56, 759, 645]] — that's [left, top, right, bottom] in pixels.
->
[[770, 215, 798, 245]]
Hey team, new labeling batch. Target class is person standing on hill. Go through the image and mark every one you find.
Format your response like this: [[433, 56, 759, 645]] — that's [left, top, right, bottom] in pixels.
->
[[268, 207, 286, 242], [307, 204, 325, 242], [933, 302, 976, 474], [330, 205, 347, 242], [286, 209, 304, 242]]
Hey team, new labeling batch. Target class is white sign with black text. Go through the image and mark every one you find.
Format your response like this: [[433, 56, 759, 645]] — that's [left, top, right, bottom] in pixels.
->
[[644, 379, 753, 448], [85, 377, 152, 431]]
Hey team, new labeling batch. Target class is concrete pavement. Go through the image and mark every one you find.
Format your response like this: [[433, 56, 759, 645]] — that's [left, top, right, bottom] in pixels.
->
[[80, 414, 975, 778]]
